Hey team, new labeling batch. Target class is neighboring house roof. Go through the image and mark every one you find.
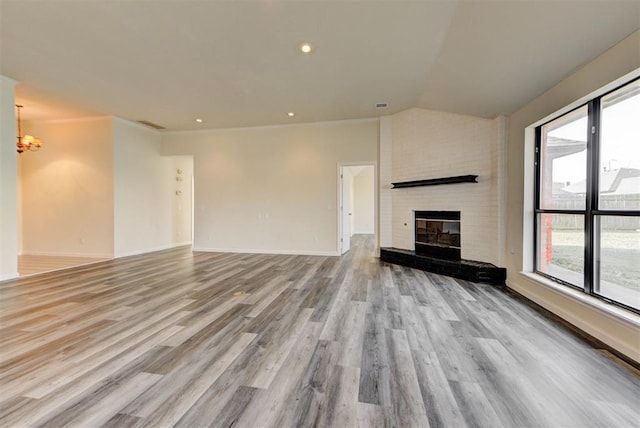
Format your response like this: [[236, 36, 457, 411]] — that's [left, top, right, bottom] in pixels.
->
[[561, 168, 640, 195], [611, 176, 640, 195]]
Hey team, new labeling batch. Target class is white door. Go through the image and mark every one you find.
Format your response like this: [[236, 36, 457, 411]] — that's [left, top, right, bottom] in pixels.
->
[[341, 169, 352, 254]]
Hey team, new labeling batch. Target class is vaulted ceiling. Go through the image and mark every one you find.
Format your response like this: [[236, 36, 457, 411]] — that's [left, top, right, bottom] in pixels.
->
[[1, 0, 639, 130]]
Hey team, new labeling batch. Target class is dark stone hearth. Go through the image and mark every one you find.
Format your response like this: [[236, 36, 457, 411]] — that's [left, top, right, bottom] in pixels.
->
[[380, 247, 506, 286]]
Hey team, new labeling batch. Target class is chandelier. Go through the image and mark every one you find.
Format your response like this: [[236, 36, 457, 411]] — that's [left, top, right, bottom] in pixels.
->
[[16, 105, 42, 154]]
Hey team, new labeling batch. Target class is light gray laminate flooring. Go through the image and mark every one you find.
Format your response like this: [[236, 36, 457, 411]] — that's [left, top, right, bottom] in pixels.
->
[[0, 235, 638, 427]]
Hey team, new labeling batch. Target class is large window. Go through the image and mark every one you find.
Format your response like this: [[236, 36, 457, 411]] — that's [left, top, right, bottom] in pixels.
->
[[535, 78, 640, 313]]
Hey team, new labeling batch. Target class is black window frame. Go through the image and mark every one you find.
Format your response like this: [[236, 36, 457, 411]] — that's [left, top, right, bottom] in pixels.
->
[[534, 77, 640, 314]]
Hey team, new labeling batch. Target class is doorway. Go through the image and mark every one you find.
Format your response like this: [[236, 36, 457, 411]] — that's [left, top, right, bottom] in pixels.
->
[[339, 164, 376, 254]]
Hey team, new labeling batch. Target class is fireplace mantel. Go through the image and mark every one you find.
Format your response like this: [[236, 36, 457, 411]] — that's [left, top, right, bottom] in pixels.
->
[[391, 174, 478, 189]]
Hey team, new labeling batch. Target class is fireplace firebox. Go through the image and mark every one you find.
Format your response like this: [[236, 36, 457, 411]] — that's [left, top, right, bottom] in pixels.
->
[[415, 211, 461, 260]]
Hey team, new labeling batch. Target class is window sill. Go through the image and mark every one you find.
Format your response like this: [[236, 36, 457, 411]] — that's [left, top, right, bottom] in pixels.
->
[[518, 271, 640, 329]]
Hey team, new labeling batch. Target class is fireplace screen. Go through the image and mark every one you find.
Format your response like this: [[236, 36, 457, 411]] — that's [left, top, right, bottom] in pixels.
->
[[415, 211, 461, 259]]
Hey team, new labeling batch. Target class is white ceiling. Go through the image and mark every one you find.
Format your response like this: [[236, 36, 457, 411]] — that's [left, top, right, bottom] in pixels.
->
[[1, 1, 639, 130]]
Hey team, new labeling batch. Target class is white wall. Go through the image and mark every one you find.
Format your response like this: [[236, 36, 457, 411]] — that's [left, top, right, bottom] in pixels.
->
[[17, 154, 22, 255], [113, 119, 193, 257], [353, 166, 375, 234], [0, 76, 18, 280], [380, 108, 505, 265], [379, 117, 393, 248], [161, 119, 378, 255], [14, 115, 192, 262], [19, 117, 114, 258], [506, 31, 640, 362], [170, 155, 194, 247]]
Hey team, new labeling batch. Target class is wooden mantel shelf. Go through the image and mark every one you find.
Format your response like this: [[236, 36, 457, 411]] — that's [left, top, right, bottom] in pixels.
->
[[391, 175, 478, 189]]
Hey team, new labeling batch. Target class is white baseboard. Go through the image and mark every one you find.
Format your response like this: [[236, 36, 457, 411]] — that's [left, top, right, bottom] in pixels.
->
[[115, 242, 192, 258], [193, 247, 339, 257], [21, 250, 113, 258], [0, 272, 19, 282]]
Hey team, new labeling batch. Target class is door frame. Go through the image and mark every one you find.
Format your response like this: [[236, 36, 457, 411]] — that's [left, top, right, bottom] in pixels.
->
[[337, 162, 377, 255]]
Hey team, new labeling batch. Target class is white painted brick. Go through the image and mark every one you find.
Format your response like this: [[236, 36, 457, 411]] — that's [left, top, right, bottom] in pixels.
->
[[380, 108, 505, 265]]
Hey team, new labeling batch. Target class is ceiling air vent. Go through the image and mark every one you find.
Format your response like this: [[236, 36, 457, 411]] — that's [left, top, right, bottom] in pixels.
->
[[137, 120, 166, 130], [375, 102, 389, 109]]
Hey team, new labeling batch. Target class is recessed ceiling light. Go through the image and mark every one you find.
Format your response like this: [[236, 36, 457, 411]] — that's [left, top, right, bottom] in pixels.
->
[[195, 118, 203, 123], [288, 112, 295, 117], [299, 43, 313, 54]]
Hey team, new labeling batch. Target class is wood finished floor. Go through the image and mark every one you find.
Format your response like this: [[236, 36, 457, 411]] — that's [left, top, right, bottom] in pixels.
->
[[1, 235, 638, 427]]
